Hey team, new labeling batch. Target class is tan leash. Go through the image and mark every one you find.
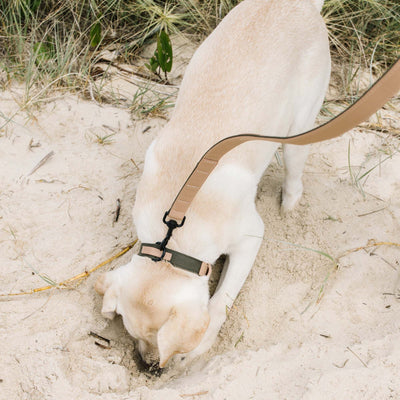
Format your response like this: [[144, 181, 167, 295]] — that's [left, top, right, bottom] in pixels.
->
[[140, 58, 400, 274], [167, 58, 400, 223]]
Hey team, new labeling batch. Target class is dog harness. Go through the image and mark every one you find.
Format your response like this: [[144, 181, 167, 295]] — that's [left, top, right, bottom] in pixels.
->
[[139, 57, 400, 276], [138, 211, 212, 276]]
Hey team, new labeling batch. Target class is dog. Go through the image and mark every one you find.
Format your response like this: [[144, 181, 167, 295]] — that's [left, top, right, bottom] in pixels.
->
[[95, 0, 331, 369]]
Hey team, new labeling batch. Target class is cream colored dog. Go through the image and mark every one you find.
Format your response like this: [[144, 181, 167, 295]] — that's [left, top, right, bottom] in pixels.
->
[[95, 0, 330, 369]]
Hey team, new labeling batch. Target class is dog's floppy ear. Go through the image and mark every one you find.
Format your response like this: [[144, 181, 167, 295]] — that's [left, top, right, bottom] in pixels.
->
[[94, 273, 118, 320], [157, 303, 210, 368]]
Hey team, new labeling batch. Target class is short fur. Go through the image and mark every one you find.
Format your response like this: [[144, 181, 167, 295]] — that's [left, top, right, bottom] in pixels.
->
[[96, 0, 331, 368]]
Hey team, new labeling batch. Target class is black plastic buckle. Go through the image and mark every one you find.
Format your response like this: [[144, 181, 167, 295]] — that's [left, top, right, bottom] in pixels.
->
[[151, 211, 186, 262], [163, 211, 186, 228]]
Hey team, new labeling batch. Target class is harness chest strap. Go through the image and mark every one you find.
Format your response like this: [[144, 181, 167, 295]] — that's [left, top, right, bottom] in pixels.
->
[[167, 57, 400, 223]]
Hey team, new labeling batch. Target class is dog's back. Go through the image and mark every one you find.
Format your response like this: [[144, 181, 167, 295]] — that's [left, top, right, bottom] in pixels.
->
[[135, 0, 331, 238], [169, 0, 328, 139]]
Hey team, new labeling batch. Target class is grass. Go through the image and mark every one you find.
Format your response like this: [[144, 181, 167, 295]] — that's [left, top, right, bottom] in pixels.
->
[[323, 0, 400, 103], [0, 1, 237, 98], [130, 84, 176, 118], [23, 257, 57, 287], [95, 132, 116, 145], [347, 138, 399, 196], [268, 238, 337, 265], [0, 0, 398, 109], [323, 0, 400, 70]]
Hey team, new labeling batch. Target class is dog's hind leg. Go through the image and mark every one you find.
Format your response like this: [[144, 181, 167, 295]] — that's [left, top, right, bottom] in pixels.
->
[[281, 80, 329, 213], [281, 143, 310, 212]]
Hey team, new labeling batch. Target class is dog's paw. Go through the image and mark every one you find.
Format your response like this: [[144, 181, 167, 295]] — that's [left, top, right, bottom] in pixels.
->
[[280, 188, 301, 215]]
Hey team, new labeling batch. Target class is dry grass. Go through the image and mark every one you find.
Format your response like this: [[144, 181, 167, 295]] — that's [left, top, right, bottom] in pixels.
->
[[0, 0, 398, 106]]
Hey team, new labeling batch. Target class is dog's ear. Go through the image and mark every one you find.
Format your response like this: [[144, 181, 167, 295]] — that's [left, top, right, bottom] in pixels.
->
[[157, 303, 210, 368], [94, 273, 118, 320]]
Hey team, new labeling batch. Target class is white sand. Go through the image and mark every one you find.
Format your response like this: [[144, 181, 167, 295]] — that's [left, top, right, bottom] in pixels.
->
[[1, 57, 399, 399]]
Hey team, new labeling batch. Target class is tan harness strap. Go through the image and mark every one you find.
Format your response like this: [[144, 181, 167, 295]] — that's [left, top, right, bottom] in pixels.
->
[[167, 58, 400, 223]]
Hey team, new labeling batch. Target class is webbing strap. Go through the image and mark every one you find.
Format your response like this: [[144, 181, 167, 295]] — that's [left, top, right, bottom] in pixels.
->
[[167, 58, 400, 223], [139, 243, 212, 276]]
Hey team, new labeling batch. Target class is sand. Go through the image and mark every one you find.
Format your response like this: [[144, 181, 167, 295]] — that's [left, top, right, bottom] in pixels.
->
[[1, 47, 399, 399]]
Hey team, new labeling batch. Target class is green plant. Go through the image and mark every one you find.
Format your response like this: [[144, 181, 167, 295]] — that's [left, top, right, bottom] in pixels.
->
[[94, 133, 116, 145], [90, 20, 102, 48], [145, 30, 173, 81]]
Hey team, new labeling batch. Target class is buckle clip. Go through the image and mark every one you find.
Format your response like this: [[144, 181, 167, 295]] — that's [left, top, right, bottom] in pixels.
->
[[163, 211, 186, 227], [152, 211, 186, 262]]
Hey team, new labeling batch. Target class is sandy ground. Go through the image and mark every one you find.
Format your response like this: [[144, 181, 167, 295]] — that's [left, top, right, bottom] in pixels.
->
[[1, 46, 400, 399]]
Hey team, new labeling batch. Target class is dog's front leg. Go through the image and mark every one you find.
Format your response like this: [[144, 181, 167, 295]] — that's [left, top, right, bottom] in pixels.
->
[[187, 224, 264, 360]]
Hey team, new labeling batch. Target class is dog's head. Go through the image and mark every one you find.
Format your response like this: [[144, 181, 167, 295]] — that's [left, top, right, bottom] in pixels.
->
[[94, 255, 210, 368]]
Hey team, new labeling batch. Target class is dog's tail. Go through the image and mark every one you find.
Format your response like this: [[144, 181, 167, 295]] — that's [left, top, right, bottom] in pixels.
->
[[311, 0, 325, 12]]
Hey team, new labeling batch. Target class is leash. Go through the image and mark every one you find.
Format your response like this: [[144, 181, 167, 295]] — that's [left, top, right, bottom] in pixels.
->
[[139, 57, 400, 275]]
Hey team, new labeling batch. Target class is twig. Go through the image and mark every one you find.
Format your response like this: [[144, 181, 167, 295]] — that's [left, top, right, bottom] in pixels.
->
[[107, 61, 180, 90], [340, 240, 400, 258], [371, 253, 397, 270], [95, 341, 111, 350], [0, 240, 137, 297], [114, 199, 121, 222], [346, 346, 368, 368], [28, 151, 54, 176], [89, 331, 110, 344], [142, 126, 151, 133], [63, 184, 91, 193], [333, 359, 349, 368], [130, 158, 140, 170], [357, 207, 387, 217], [35, 178, 65, 184], [102, 124, 117, 133], [360, 123, 400, 136], [180, 391, 209, 398], [28, 138, 41, 150], [234, 331, 244, 347]]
